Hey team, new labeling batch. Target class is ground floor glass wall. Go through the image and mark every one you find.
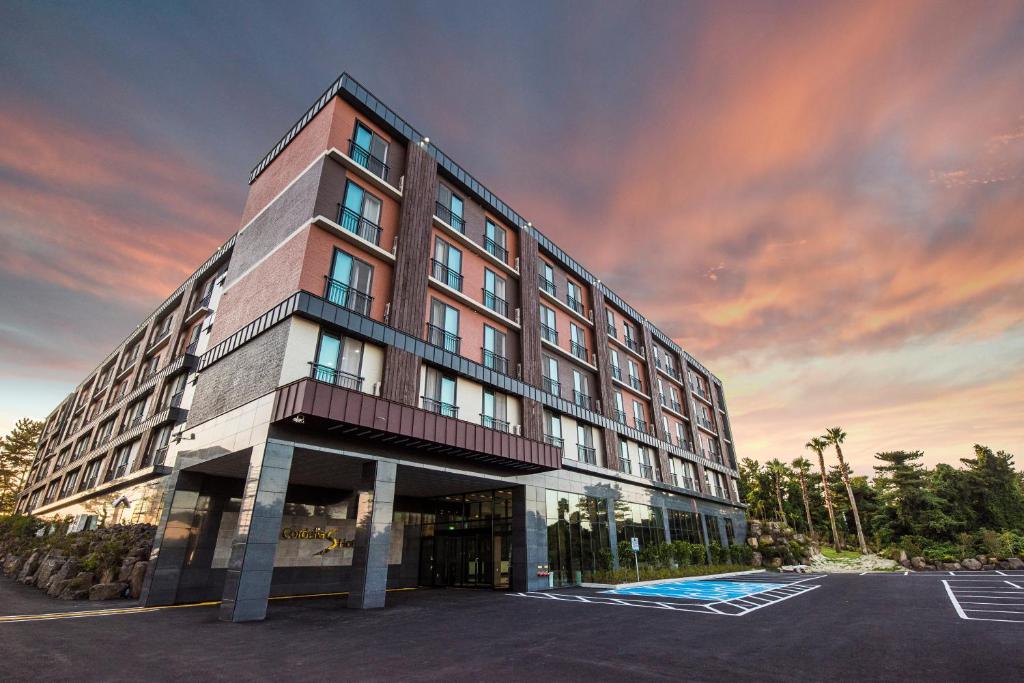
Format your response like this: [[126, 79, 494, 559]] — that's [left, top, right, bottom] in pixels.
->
[[418, 489, 512, 589], [667, 508, 705, 544], [546, 490, 612, 587]]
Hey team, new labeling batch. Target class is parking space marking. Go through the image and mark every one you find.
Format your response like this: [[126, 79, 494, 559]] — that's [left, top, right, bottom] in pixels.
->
[[943, 579, 1024, 624]]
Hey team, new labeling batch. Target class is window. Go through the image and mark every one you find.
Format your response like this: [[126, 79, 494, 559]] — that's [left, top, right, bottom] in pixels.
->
[[669, 386, 681, 413], [159, 372, 189, 410], [313, 332, 364, 390], [123, 398, 147, 431], [545, 490, 612, 587], [623, 322, 639, 353], [576, 425, 596, 464], [94, 419, 114, 448], [676, 422, 690, 450], [539, 304, 558, 343], [144, 424, 173, 467], [351, 121, 389, 180], [59, 470, 80, 498], [436, 185, 465, 232], [139, 353, 160, 383], [325, 249, 374, 316], [422, 367, 457, 417], [662, 416, 671, 442], [540, 262, 556, 296], [628, 359, 642, 391], [339, 181, 383, 245], [572, 370, 591, 409], [72, 434, 90, 460], [609, 348, 622, 381], [638, 446, 654, 479], [484, 220, 508, 263], [606, 309, 617, 338], [542, 356, 560, 395], [432, 238, 463, 291], [153, 313, 174, 342], [566, 281, 584, 315], [183, 320, 202, 354], [482, 269, 508, 317], [482, 325, 508, 374], [618, 439, 632, 475], [667, 508, 705, 544], [44, 480, 59, 504], [569, 323, 587, 361], [428, 299, 461, 353], [106, 441, 138, 481], [633, 400, 647, 432], [481, 389, 509, 431], [81, 458, 103, 491], [543, 410, 563, 449], [614, 390, 626, 423]]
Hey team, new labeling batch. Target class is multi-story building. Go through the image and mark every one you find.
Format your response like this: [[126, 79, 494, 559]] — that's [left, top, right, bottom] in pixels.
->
[[16, 73, 745, 622]]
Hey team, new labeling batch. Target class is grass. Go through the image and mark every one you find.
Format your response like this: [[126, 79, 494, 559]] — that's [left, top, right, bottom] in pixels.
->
[[820, 547, 863, 561], [590, 564, 751, 584]]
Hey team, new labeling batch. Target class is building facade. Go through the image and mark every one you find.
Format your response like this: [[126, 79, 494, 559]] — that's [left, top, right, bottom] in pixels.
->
[[16, 73, 745, 621]]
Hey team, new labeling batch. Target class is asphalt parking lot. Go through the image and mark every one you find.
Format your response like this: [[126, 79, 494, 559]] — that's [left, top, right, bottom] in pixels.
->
[[1, 571, 1022, 681]]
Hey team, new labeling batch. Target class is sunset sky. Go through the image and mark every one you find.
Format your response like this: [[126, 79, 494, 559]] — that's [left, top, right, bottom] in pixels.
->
[[1, 1, 1022, 475]]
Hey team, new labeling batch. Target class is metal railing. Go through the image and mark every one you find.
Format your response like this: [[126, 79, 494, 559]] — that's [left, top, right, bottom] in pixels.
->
[[611, 365, 622, 381], [624, 337, 642, 355], [544, 434, 564, 449], [324, 277, 374, 316], [634, 418, 649, 433], [629, 375, 643, 392], [670, 400, 683, 414], [482, 289, 508, 317], [566, 295, 584, 316], [484, 236, 508, 263], [421, 396, 458, 418], [431, 259, 464, 291], [573, 391, 593, 410], [619, 458, 633, 476], [543, 376, 561, 395], [481, 348, 509, 374], [310, 363, 364, 390], [639, 463, 654, 479], [697, 416, 717, 432], [426, 323, 461, 354], [607, 324, 617, 339], [480, 414, 510, 432], [673, 475, 697, 491], [539, 276, 556, 296], [570, 341, 588, 361], [189, 291, 212, 315], [435, 201, 465, 233], [337, 206, 383, 245], [691, 382, 712, 401], [348, 139, 390, 182], [540, 323, 558, 344], [577, 445, 597, 465], [614, 409, 627, 424]]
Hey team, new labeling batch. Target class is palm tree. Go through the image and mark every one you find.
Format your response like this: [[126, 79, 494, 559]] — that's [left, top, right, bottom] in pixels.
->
[[765, 459, 789, 524], [823, 427, 868, 554], [806, 437, 841, 551], [791, 457, 814, 535]]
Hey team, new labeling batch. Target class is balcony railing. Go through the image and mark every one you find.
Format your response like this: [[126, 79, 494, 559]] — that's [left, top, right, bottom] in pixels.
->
[[337, 206, 383, 246], [614, 409, 627, 424], [348, 139, 390, 183], [573, 391, 593, 410], [691, 382, 712, 401], [611, 365, 622, 381], [664, 365, 680, 380], [639, 463, 654, 479], [482, 289, 509, 317], [634, 418, 649, 433], [481, 348, 509, 375], [435, 201, 465, 233], [697, 416, 717, 432], [426, 323, 461, 354], [624, 337, 642, 355], [628, 376, 643, 392], [540, 323, 558, 344], [673, 475, 697, 491], [421, 397, 458, 418], [324, 277, 374, 316], [566, 295, 584, 316], [121, 412, 146, 434], [670, 400, 683, 414], [577, 444, 597, 465], [539, 276, 556, 296], [544, 434, 564, 450], [607, 324, 617, 339], [431, 259, 464, 291], [570, 341, 588, 361], [484, 236, 508, 263], [310, 363, 364, 391], [479, 414, 510, 432], [543, 376, 561, 395], [149, 446, 169, 467], [619, 458, 633, 476]]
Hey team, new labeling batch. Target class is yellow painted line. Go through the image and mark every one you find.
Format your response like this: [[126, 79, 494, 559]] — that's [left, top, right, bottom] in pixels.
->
[[0, 588, 417, 624]]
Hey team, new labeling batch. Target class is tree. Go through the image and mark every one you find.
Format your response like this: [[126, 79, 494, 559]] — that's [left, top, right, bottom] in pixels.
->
[[765, 459, 789, 524], [959, 445, 1024, 532], [823, 427, 868, 554], [806, 437, 841, 551], [791, 457, 814, 535], [0, 418, 44, 514], [738, 458, 771, 521]]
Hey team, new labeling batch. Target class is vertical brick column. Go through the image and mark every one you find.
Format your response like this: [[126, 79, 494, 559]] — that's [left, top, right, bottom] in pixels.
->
[[517, 230, 544, 441], [347, 460, 397, 609], [589, 286, 619, 471], [640, 324, 672, 483], [219, 440, 294, 623], [680, 363, 706, 495], [382, 142, 438, 406]]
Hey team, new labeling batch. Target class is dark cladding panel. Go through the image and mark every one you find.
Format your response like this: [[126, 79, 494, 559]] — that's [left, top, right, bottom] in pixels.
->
[[389, 142, 438, 336]]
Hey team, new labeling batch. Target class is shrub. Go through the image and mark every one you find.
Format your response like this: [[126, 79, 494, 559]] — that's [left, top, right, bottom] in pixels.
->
[[922, 541, 961, 563], [729, 543, 754, 565], [999, 531, 1024, 558]]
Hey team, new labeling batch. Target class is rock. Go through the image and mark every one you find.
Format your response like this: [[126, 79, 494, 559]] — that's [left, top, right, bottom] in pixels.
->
[[748, 521, 762, 537], [1008, 558, 1024, 570], [46, 559, 80, 596], [996, 560, 1011, 570], [759, 534, 774, 546], [899, 558, 911, 568], [961, 558, 983, 571], [58, 572, 95, 600], [976, 554, 988, 564], [88, 582, 128, 601], [129, 561, 148, 599], [769, 557, 783, 568], [3, 554, 24, 577], [899, 550, 909, 564], [34, 555, 65, 589], [910, 556, 927, 570], [793, 533, 807, 544], [982, 564, 996, 571], [99, 567, 117, 585], [118, 558, 138, 583], [16, 551, 41, 582], [747, 536, 759, 548], [751, 552, 763, 567], [987, 556, 999, 566], [942, 562, 962, 571]]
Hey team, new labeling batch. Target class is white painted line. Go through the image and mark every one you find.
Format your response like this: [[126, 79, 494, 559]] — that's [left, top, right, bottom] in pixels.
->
[[904, 571, 909, 576], [949, 571, 955, 575], [996, 570, 1007, 575], [726, 584, 821, 614], [1005, 580, 1023, 589], [959, 602, 1024, 607], [943, 580, 969, 620], [964, 608, 1024, 614]]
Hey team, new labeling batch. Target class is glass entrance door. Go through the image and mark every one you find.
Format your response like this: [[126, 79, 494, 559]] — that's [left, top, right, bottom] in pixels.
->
[[429, 530, 492, 587]]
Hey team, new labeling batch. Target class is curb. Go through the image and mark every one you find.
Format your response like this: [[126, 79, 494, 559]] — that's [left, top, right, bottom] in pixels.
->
[[580, 568, 766, 589]]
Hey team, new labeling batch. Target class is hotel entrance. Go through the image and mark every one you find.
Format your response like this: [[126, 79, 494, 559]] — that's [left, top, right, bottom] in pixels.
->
[[419, 489, 512, 589]]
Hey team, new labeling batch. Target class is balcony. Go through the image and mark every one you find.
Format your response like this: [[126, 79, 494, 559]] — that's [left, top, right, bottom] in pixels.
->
[[570, 341, 588, 361], [425, 323, 461, 354], [664, 365, 681, 381], [120, 412, 146, 434], [324, 277, 374, 316], [614, 409, 627, 424], [539, 276, 556, 297], [639, 463, 654, 479], [623, 337, 642, 355], [671, 400, 683, 414], [673, 475, 697, 491], [543, 376, 561, 396], [481, 348, 509, 375], [573, 391, 593, 410], [566, 295, 584, 316], [431, 259, 464, 291], [696, 416, 717, 432], [628, 375, 643, 392], [577, 444, 597, 465], [544, 434, 564, 450], [480, 414, 510, 432], [188, 291, 213, 317], [421, 396, 458, 418], [691, 382, 712, 402], [634, 417, 649, 433], [146, 446, 169, 468], [619, 458, 633, 476], [484, 236, 508, 264], [540, 323, 558, 344], [482, 289, 509, 318], [348, 139, 390, 183], [310, 362, 364, 391], [435, 201, 465, 233], [611, 365, 622, 381], [607, 324, 617, 339], [337, 206, 383, 246]]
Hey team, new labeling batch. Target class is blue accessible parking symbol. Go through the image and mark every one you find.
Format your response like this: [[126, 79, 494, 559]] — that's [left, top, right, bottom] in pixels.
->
[[604, 580, 784, 601]]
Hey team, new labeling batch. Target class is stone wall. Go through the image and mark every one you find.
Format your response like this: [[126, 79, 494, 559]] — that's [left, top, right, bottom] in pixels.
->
[[745, 519, 816, 568]]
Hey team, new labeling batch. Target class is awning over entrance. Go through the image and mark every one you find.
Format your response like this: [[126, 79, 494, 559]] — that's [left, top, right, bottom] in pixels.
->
[[273, 379, 561, 473]]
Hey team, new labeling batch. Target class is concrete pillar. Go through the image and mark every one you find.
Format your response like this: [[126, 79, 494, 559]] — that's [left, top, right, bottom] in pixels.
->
[[140, 468, 204, 606], [219, 441, 294, 623], [606, 496, 620, 570], [511, 485, 548, 591], [347, 460, 397, 609]]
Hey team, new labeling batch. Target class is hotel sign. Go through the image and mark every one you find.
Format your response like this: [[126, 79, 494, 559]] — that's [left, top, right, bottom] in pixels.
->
[[280, 526, 354, 555]]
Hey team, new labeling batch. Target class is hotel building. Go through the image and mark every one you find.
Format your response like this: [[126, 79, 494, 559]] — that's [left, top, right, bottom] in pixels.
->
[[16, 73, 745, 621]]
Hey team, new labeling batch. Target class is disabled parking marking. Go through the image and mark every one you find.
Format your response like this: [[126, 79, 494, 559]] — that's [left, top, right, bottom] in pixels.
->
[[603, 580, 784, 601], [943, 579, 1024, 623]]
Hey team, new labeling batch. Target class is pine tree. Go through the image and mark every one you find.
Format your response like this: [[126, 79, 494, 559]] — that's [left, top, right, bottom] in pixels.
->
[[0, 418, 44, 514]]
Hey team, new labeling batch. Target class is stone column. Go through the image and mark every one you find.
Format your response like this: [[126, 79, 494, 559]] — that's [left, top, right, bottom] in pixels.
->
[[139, 468, 204, 607], [219, 440, 294, 623], [347, 460, 397, 609], [511, 485, 548, 591]]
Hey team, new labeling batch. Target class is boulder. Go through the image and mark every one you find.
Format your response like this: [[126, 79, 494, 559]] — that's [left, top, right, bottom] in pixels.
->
[[899, 558, 911, 568], [961, 558, 983, 571], [996, 560, 1012, 570], [88, 582, 128, 601], [982, 564, 996, 571], [16, 551, 41, 582], [1008, 558, 1024, 570], [34, 555, 65, 589], [751, 552, 763, 567], [759, 534, 774, 547], [747, 536, 759, 548], [46, 559, 80, 596], [942, 562, 962, 571], [3, 553, 24, 577], [118, 558, 138, 583], [99, 567, 117, 585], [910, 556, 927, 570], [129, 561, 148, 599], [976, 554, 988, 564], [58, 572, 95, 600], [899, 550, 909, 564], [769, 557, 783, 568], [748, 521, 762, 537], [793, 533, 807, 544]]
